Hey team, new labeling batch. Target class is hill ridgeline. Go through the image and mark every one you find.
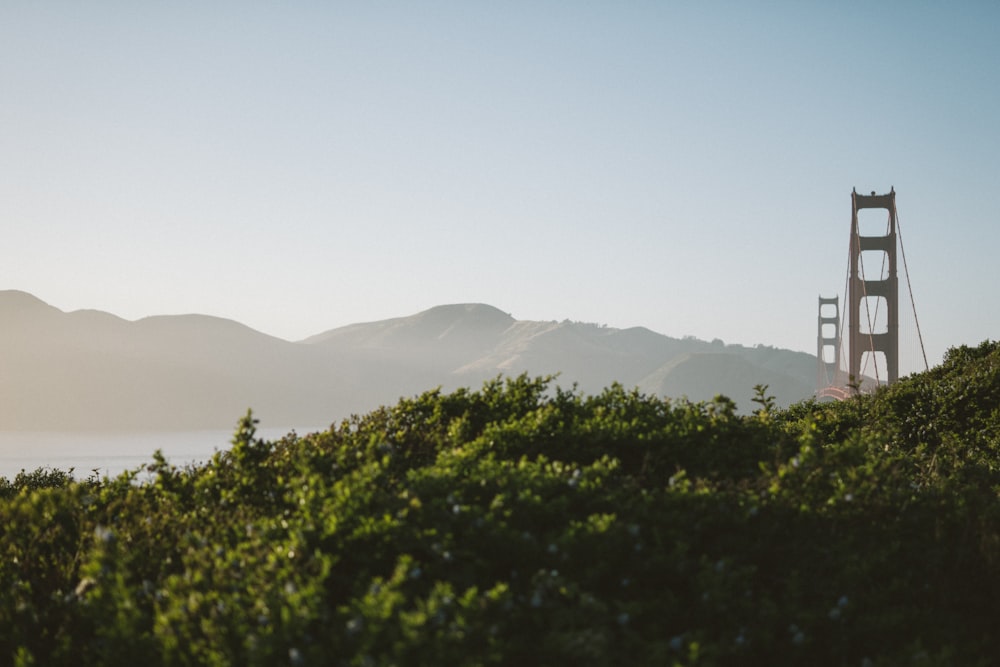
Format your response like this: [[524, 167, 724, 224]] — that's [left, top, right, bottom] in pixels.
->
[[1, 291, 816, 430]]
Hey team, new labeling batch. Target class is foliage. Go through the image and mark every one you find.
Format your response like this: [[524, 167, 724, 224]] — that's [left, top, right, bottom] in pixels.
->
[[2, 342, 1000, 665], [0, 466, 77, 500]]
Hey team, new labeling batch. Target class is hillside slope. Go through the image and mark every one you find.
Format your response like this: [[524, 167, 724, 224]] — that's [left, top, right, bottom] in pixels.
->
[[1, 291, 818, 429], [637, 351, 815, 408]]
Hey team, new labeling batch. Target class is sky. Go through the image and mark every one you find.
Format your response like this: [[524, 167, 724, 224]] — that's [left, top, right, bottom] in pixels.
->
[[3, 2, 999, 378]]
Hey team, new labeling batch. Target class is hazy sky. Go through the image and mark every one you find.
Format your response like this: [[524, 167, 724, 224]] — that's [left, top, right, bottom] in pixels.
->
[[3, 2, 999, 377]]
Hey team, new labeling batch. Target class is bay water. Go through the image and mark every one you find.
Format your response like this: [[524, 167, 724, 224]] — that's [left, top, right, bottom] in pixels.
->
[[0, 427, 322, 481]]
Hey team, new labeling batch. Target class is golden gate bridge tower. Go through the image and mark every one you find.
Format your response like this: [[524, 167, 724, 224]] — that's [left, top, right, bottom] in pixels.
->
[[816, 296, 847, 401], [817, 187, 927, 400]]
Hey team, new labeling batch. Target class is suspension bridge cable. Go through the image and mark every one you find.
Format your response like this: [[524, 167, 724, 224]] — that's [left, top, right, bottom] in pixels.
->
[[896, 205, 929, 372], [838, 204, 854, 386]]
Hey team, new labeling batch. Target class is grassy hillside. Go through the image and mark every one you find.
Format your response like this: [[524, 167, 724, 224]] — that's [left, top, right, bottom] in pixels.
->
[[2, 340, 999, 665]]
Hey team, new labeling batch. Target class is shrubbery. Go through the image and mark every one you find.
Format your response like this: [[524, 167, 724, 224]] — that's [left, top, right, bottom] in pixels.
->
[[2, 341, 999, 665]]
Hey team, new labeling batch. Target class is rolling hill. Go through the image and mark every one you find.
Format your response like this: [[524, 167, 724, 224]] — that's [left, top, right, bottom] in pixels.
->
[[0, 291, 819, 430]]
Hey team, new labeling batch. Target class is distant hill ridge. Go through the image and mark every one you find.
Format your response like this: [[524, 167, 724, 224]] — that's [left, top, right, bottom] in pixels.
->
[[0, 291, 817, 431]]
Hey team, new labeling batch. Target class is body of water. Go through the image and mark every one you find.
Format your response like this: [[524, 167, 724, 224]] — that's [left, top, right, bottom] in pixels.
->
[[0, 427, 321, 481]]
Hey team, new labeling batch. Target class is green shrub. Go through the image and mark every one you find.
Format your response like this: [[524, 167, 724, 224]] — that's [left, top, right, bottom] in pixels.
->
[[2, 344, 1000, 665]]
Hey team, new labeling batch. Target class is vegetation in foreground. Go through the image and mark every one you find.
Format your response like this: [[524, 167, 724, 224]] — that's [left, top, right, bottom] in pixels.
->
[[2, 341, 1000, 666]]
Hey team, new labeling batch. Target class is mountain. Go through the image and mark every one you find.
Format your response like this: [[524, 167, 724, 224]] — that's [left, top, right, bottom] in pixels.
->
[[636, 351, 815, 406], [0, 291, 820, 430], [0, 291, 345, 430]]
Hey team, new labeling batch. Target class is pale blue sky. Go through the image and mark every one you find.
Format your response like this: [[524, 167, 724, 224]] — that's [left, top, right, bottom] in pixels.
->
[[3, 2, 999, 377]]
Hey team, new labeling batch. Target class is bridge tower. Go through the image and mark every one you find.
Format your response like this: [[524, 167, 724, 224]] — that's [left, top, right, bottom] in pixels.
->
[[817, 295, 840, 389], [849, 188, 898, 389]]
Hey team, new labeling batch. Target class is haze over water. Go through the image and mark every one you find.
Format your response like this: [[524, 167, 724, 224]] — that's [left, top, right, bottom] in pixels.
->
[[0, 427, 316, 481]]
